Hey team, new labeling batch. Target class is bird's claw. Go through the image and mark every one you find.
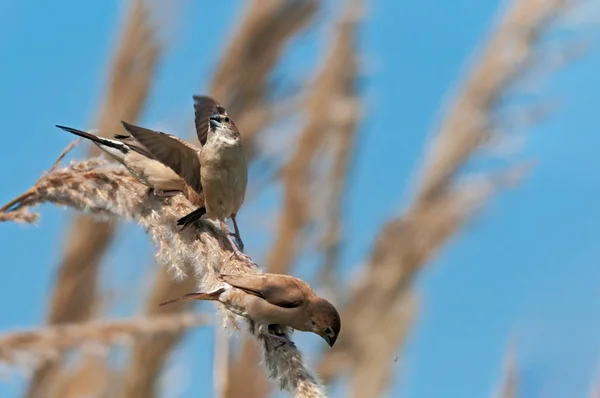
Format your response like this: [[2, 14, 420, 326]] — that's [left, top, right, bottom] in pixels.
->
[[224, 232, 255, 266], [226, 250, 256, 267], [234, 251, 253, 263], [228, 232, 244, 251]]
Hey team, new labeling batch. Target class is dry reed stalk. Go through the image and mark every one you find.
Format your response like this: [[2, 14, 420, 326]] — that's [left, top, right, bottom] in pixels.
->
[[46, 355, 114, 398], [318, 0, 575, 394], [491, 344, 518, 398], [119, 2, 319, 396], [349, 288, 418, 397], [588, 354, 600, 398], [118, 268, 198, 398], [267, 0, 362, 276], [0, 139, 82, 223], [210, 0, 318, 154], [415, 0, 569, 202], [316, 25, 362, 291], [1, 158, 327, 398], [0, 313, 208, 367], [317, 170, 525, 395], [221, 5, 362, 398], [223, 338, 272, 398], [315, 98, 361, 275], [214, 325, 230, 398], [0, 210, 38, 224], [25, 0, 162, 396]]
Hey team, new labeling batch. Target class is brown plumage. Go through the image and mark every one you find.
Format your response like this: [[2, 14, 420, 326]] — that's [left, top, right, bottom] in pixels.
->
[[159, 273, 341, 347], [55, 125, 201, 202], [118, 122, 204, 193], [121, 96, 249, 259]]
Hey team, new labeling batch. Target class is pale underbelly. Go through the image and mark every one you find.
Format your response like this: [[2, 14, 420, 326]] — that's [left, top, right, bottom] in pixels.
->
[[202, 168, 246, 219]]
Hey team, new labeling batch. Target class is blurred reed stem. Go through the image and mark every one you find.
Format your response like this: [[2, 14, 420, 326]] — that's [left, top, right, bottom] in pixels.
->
[[25, 1, 162, 397]]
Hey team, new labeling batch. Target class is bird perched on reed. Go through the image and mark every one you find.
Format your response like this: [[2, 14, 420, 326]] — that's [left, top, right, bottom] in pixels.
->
[[159, 272, 341, 347], [121, 96, 249, 259], [55, 125, 202, 204]]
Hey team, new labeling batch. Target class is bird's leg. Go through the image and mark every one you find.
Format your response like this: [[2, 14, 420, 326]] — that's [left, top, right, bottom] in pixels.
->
[[196, 218, 230, 248], [266, 324, 295, 348], [230, 213, 244, 251], [265, 333, 296, 349], [219, 219, 253, 263]]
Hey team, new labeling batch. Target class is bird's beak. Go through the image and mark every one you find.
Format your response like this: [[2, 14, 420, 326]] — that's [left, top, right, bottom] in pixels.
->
[[209, 114, 222, 128], [322, 334, 337, 348]]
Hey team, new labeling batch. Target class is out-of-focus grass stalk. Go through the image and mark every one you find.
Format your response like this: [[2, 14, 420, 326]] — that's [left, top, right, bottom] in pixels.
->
[[24, 1, 162, 397]]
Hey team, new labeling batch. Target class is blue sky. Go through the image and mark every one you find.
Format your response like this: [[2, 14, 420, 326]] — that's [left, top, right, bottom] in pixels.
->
[[1, 0, 599, 397]]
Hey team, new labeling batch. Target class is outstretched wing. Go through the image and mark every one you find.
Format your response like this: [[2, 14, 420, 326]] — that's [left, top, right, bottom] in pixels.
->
[[121, 121, 202, 193], [193, 95, 227, 146]]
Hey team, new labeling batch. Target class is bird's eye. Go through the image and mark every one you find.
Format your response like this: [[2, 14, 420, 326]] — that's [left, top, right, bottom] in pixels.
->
[[223, 116, 230, 123], [325, 327, 334, 336]]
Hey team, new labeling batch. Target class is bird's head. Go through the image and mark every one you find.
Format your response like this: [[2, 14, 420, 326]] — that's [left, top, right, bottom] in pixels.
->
[[208, 112, 240, 143], [308, 298, 341, 347]]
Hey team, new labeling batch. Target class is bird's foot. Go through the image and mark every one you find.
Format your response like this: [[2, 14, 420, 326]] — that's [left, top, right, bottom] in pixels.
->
[[225, 249, 255, 266], [225, 233, 255, 266], [266, 333, 296, 349]]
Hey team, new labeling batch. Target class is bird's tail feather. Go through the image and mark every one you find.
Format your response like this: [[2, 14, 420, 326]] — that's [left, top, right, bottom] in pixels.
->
[[158, 288, 225, 306], [56, 125, 129, 154], [177, 206, 207, 230]]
